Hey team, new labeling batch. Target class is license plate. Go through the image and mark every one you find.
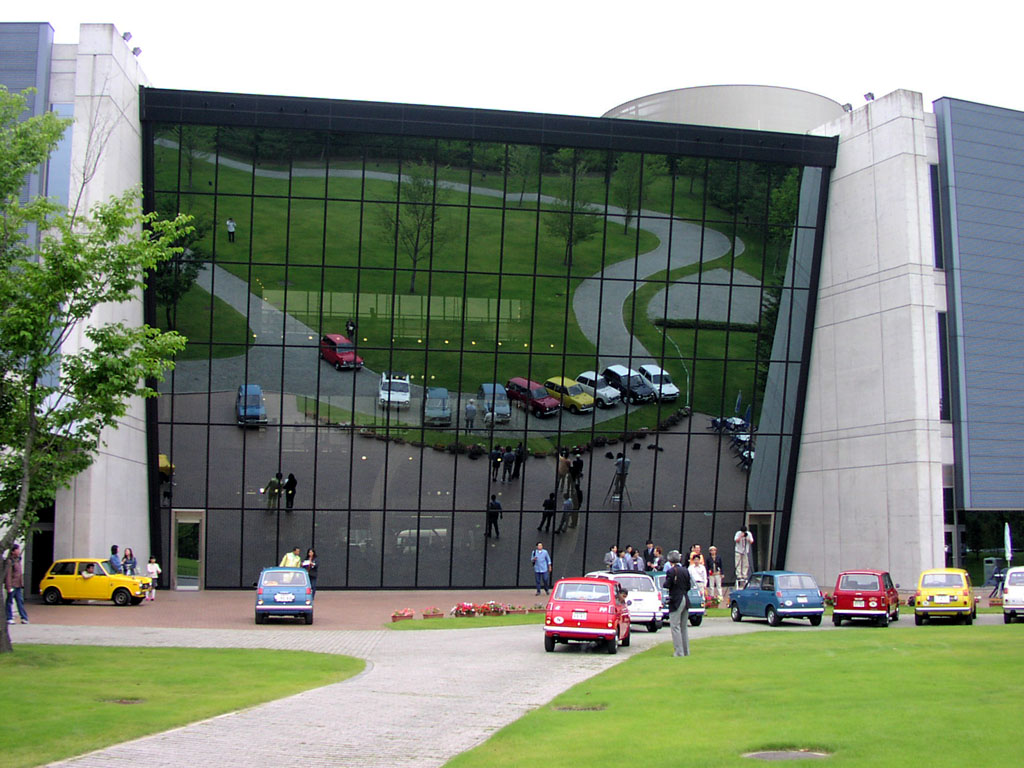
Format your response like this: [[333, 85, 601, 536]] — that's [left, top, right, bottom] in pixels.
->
[[274, 593, 295, 603], [572, 610, 587, 620], [797, 597, 807, 603], [853, 599, 864, 607], [934, 595, 950, 604]]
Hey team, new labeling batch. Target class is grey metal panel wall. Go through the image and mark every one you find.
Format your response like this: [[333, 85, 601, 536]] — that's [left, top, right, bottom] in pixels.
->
[[936, 98, 1024, 509]]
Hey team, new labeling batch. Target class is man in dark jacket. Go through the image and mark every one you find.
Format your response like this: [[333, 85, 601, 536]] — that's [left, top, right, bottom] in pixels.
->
[[663, 550, 692, 657]]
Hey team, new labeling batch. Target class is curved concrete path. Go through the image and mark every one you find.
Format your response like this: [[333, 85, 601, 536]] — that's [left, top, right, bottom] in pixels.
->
[[14, 618, 775, 768]]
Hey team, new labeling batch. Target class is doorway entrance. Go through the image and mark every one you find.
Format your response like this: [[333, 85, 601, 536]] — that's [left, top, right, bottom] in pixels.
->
[[172, 510, 204, 590]]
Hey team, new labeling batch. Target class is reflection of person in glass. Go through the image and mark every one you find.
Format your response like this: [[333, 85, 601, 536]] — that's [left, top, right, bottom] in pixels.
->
[[283, 473, 297, 510], [613, 453, 630, 496], [225, 217, 236, 242]]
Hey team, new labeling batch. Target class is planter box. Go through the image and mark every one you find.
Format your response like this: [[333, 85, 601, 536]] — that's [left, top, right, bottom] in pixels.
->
[[422, 612, 444, 619], [989, 597, 1003, 607], [528, 608, 546, 614], [506, 609, 526, 614], [391, 614, 413, 622]]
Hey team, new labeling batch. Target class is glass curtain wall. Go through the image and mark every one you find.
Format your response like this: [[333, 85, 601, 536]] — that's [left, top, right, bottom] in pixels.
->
[[149, 118, 827, 588]]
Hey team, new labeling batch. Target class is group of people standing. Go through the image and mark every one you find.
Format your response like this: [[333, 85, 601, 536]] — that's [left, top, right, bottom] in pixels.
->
[[490, 444, 525, 482], [279, 547, 319, 595], [263, 472, 299, 511], [601, 540, 732, 602], [109, 544, 162, 600]]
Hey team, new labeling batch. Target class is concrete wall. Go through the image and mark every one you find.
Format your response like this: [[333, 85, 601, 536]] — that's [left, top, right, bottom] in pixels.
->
[[790, 90, 945, 588], [53, 24, 152, 562]]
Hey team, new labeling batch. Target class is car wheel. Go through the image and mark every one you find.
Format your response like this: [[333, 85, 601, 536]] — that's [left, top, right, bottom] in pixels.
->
[[730, 603, 742, 622], [334, 361, 342, 371], [877, 612, 889, 627], [112, 588, 131, 606], [43, 587, 62, 606], [570, 404, 579, 415], [544, 634, 555, 652], [255, 612, 265, 625], [689, 614, 703, 627], [809, 615, 822, 627], [892, 605, 900, 621], [621, 626, 631, 646], [963, 612, 973, 626], [766, 606, 781, 627], [647, 621, 659, 633], [914, 612, 924, 626], [304, 612, 314, 625], [319, 350, 325, 359], [1005, 612, 1012, 624], [130, 597, 144, 606], [606, 636, 618, 655], [832, 614, 842, 627]]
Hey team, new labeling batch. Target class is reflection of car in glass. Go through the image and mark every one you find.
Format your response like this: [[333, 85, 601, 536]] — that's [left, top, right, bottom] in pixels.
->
[[601, 365, 655, 404], [477, 383, 511, 423], [40, 559, 152, 606], [914, 567, 975, 625], [649, 570, 705, 626], [423, 387, 452, 426], [319, 333, 363, 370], [506, 377, 560, 417], [1002, 566, 1024, 623], [575, 370, 620, 408], [157, 453, 175, 483], [544, 577, 630, 654], [236, 384, 267, 427], [730, 570, 825, 626], [638, 364, 680, 401], [543, 376, 594, 414], [378, 371, 411, 409], [831, 569, 900, 627], [585, 570, 663, 632], [255, 567, 313, 624]]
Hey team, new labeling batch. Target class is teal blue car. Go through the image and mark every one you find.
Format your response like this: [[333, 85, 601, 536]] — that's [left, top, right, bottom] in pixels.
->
[[730, 570, 824, 627], [255, 567, 313, 624]]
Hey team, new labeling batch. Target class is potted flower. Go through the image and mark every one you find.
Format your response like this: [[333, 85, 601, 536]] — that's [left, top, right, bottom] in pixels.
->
[[422, 606, 444, 619], [451, 602, 476, 617], [391, 607, 414, 622], [506, 604, 527, 615], [479, 600, 506, 616]]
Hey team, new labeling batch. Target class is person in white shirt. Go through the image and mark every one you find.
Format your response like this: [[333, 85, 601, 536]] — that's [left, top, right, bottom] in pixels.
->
[[734, 526, 754, 587], [688, 552, 708, 598]]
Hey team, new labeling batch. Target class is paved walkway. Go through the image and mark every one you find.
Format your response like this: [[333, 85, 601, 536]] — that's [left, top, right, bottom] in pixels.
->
[[11, 595, 773, 768]]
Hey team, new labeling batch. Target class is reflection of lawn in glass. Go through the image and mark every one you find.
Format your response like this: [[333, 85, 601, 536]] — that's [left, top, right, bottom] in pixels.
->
[[159, 284, 250, 360], [175, 557, 199, 577]]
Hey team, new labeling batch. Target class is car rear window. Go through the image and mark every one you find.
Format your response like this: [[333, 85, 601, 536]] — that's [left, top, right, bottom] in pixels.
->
[[839, 573, 880, 590], [921, 572, 965, 588], [554, 582, 611, 602], [50, 562, 77, 576], [261, 570, 309, 587], [1006, 572, 1024, 586], [614, 575, 655, 592], [777, 574, 818, 590]]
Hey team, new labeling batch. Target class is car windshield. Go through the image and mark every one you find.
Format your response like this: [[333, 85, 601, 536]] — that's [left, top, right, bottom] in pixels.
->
[[614, 575, 655, 592], [261, 570, 308, 587], [554, 582, 612, 602], [530, 387, 548, 399], [489, 393, 507, 405], [384, 382, 409, 393], [337, 341, 354, 351], [777, 574, 818, 590], [426, 398, 446, 409], [245, 394, 262, 407], [1007, 572, 1024, 586], [655, 373, 673, 385], [593, 376, 608, 389], [839, 574, 880, 590], [566, 383, 585, 396], [627, 375, 644, 388], [922, 573, 964, 588]]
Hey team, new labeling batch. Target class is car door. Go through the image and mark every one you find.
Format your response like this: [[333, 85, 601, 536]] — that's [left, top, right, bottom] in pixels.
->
[[76, 561, 110, 600], [882, 572, 898, 614], [736, 573, 761, 615], [758, 574, 775, 615]]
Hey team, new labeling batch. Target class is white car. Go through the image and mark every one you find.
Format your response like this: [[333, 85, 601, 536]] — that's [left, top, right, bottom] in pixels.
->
[[638, 363, 680, 402], [575, 370, 620, 408], [585, 570, 663, 632], [1003, 566, 1024, 623], [378, 371, 411, 409]]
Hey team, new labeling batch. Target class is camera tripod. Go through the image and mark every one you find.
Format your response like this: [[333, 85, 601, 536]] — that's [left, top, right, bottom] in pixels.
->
[[604, 473, 632, 507]]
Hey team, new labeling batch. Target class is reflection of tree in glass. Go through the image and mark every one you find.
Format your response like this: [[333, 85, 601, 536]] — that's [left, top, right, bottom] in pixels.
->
[[611, 153, 666, 234], [152, 197, 209, 329], [544, 148, 600, 268], [375, 163, 451, 294], [508, 144, 540, 203]]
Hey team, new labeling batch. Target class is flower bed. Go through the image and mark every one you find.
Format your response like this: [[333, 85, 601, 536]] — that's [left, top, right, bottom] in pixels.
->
[[391, 607, 414, 622], [422, 606, 444, 619]]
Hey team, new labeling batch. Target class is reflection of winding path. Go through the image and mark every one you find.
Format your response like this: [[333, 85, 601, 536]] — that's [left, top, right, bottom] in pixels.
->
[[159, 139, 748, 376]]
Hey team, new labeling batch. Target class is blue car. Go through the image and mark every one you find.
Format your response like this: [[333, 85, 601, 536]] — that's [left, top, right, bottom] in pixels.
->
[[649, 570, 706, 626], [236, 384, 267, 427], [477, 383, 512, 423], [729, 570, 824, 627], [255, 567, 313, 624]]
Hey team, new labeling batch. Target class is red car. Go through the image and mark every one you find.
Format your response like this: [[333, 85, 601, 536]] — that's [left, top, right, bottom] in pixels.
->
[[506, 377, 560, 417], [831, 569, 900, 627], [544, 577, 630, 654], [319, 334, 363, 370]]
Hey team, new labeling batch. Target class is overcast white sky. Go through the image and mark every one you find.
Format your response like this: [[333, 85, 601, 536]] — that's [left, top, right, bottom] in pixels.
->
[[6, 1, 1017, 116]]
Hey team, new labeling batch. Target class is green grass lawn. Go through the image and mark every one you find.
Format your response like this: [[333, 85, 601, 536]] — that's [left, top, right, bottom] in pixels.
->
[[445, 625, 1022, 768], [0, 645, 363, 768]]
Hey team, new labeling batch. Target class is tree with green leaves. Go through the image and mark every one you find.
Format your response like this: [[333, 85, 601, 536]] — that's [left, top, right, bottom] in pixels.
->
[[544, 148, 600, 268], [611, 152, 666, 234], [0, 86, 190, 653], [375, 163, 450, 294]]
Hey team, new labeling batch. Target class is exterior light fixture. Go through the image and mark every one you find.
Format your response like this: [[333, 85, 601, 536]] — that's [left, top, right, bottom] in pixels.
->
[[132, 47, 142, 57], [864, 92, 874, 101], [842, 103, 853, 112], [122, 32, 132, 42]]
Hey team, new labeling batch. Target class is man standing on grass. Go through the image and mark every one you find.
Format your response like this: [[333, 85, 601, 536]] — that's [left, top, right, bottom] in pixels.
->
[[531, 542, 552, 595], [664, 550, 691, 657]]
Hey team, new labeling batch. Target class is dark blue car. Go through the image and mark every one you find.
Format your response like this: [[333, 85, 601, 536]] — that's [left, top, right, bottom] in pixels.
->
[[236, 384, 267, 427], [729, 570, 825, 627], [255, 567, 313, 624]]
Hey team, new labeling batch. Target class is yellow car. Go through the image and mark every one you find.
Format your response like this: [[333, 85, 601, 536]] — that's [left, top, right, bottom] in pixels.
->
[[914, 567, 976, 625], [544, 376, 595, 414], [39, 558, 152, 606]]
